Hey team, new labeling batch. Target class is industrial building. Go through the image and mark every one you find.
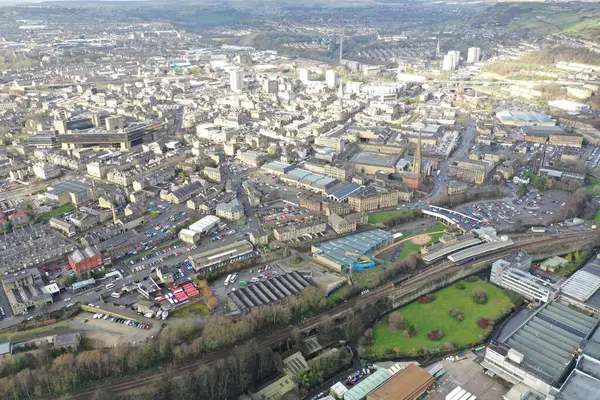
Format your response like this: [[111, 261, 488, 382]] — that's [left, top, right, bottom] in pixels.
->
[[366, 364, 434, 400], [228, 271, 312, 312], [496, 110, 556, 127], [558, 257, 600, 315], [188, 215, 221, 235], [188, 240, 256, 271], [280, 168, 339, 194], [58, 121, 163, 151], [312, 229, 393, 272], [448, 159, 492, 185], [490, 256, 554, 303], [482, 299, 599, 397]]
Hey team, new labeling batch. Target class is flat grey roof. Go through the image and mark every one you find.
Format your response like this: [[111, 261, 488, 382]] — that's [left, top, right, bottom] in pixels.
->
[[562, 271, 600, 302], [504, 300, 599, 383], [447, 238, 514, 262], [422, 238, 482, 263], [313, 229, 392, 269], [556, 370, 600, 400]]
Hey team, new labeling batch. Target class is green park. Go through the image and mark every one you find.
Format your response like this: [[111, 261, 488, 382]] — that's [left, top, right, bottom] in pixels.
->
[[369, 277, 518, 356]]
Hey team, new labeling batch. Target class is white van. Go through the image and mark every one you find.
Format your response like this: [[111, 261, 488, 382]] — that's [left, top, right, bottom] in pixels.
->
[[105, 283, 115, 290]]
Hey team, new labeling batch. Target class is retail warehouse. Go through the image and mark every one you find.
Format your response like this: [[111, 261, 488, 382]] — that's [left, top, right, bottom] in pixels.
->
[[311, 229, 393, 272], [188, 240, 256, 271]]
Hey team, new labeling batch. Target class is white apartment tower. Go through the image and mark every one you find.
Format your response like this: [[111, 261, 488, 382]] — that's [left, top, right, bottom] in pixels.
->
[[230, 69, 244, 92], [467, 47, 481, 63], [449, 50, 460, 68], [299, 68, 310, 83], [442, 54, 455, 71], [326, 69, 338, 89]]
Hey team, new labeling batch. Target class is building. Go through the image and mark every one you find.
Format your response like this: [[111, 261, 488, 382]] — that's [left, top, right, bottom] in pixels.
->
[[230, 68, 244, 92], [204, 166, 223, 182], [49, 217, 76, 236], [299, 68, 310, 83], [179, 228, 200, 244], [0, 341, 12, 357], [328, 212, 355, 235], [490, 254, 554, 303], [54, 333, 81, 350], [348, 187, 406, 212], [449, 159, 490, 184], [117, 214, 145, 231], [188, 215, 220, 235], [326, 69, 338, 89], [46, 180, 93, 205], [442, 54, 455, 71], [216, 198, 244, 220], [367, 364, 434, 400], [299, 196, 322, 212], [281, 169, 338, 194], [33, 162, 60, 180], [157, 266, 174, 285], [68, 246, 104, 274], [58, 121, 163, 151], [496, 110, 556, 127], [482, 299, 599, 396], [402, 172, 423, 190], [548, 99, 591, 113], [447, 180, 468, 195], [274, 219, 327, 241], [162, 181, 203, 204], [188, 240, 255, 271], [467, 47, 481, 63], [250, 375, 297, 400], [312, 229, 393, 272], [2, 269, 53, 315]]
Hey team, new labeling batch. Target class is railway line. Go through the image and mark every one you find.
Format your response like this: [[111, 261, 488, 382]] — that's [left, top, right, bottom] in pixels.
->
[[68, 231, 598, 399]]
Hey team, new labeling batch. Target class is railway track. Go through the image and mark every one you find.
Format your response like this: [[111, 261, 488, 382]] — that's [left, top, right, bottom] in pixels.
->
[[68, 231, 597, 399]]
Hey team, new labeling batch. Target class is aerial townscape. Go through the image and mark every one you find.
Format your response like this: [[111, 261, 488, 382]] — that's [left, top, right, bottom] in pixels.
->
[[1, 0, 600, 399]]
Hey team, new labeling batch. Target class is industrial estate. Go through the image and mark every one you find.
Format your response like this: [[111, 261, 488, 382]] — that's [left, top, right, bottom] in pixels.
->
[[0, 1, 600, 399]]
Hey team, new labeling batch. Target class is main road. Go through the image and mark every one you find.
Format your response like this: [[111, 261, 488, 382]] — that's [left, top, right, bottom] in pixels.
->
[[67, 230, 597, 399]]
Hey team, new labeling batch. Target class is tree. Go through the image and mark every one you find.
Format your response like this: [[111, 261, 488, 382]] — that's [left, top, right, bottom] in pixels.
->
[[387, 312, 406, 332], [24, 204, 36, 218], [472, 287, 488, 304], [5, 220, 13, 233], [206, 297, 218, 310], [427, 329, 444, 341], [517, 184, 528, 198], [477, 318, 491, 329]]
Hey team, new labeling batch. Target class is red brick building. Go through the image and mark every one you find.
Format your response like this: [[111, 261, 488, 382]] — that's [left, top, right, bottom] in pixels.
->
[[402, 172, 423, 190], [68, 246, 104, 274]]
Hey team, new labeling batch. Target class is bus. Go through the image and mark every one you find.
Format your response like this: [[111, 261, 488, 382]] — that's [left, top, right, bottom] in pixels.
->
[[224, 274, 232, 286]]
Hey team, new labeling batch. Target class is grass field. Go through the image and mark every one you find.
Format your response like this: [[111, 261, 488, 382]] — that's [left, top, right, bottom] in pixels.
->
[[370, 278, 514, 356], [394, 223, 446, 260], [170, 302, 210, 317], [35, 203, 75, 223], [368, 209, 415, 225], [0, 321, 72, 343], [594, 208, 600, 223]]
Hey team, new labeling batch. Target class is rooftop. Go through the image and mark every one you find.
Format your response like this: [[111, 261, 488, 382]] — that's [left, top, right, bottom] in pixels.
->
[[561, 270, 600, 302], [313, 229, 392, 269], [503, 300, 599, 384]]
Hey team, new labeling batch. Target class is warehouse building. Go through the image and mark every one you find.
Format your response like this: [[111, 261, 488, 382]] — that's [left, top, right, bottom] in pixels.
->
[[188, 215, 220, 235], [558, 259, 600, 315], [188, 240, 256, 271], [496, 110, 556, 127], [312, 229, 393, 272], [228, 271, 312, 312], [366, 364, 434, 400], [280, 168, 339, 194], [482, 299, 599, 396]]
